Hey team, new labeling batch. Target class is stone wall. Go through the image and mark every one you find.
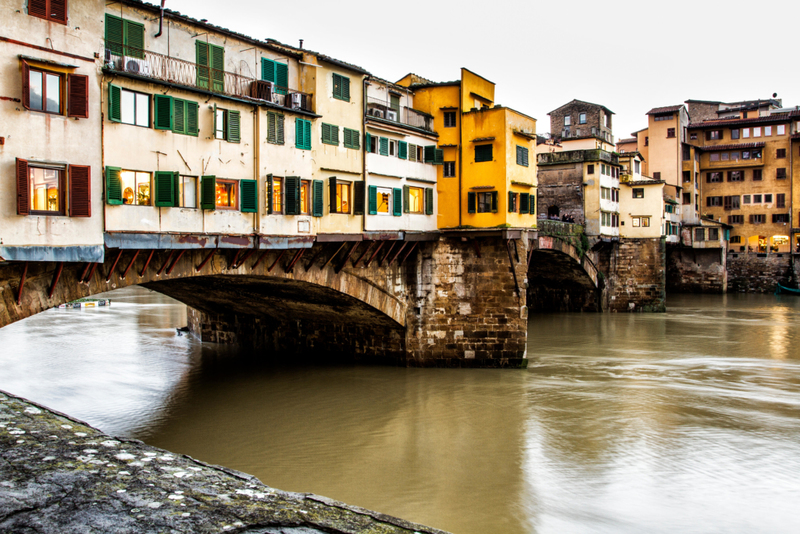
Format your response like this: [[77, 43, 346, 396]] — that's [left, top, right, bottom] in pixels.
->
[[403, 236, 529, 368], [549, 101, 612, 139], [536, 164, 585, 223], [598, 238, 666, 312], [666, 246, 727, 293], [726, 252, 793, 293]]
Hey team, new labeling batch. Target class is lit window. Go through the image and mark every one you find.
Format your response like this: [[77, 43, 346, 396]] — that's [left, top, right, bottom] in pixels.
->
[[215, 179, 237, 209], [272, 177, 283, 213], [632, 188, 644, 198], [300, 180, 310, 214], [377, 187, 391, 215], [28, 165, 64, 214], [335, 181, 351, 213], [120, 170, 151, 205], [408, 186, 424, 213]]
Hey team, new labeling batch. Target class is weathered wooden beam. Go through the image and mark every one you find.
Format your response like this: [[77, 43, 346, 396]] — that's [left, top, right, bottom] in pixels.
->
[[121, 250, 140, 280], [321, 242, 347, 271], [352, 242, 374, 268], [78, 262, 91, 284], [268, 250, 286, 273], [251, 251, 269, 270], [16, 262, 28, 305], [285, 249, 306, 273], [156, 250, 175, 277], [166, 250, 186, 275], [86, 262, 100, 284], [335, 242, 358, 274], [48, 262, 64, 299], [196, 248, 217, 272], [228, 249, 242, 270], [378, 242, 397, 268], [236, 248, 256, 269], [139, 250, 155, 277], [399, 242, 418, 265], [387, 242, 408, 267], [364, 241, 385, 268], [303, 245, 327, 272], [105, 250, 123, 282], [506, 240, 519, 296]]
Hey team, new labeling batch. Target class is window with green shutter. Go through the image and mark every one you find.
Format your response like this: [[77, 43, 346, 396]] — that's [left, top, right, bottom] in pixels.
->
[[295, 118, 311, 150], [108, 83, 122, 122], [154, 171, 177, 207], [520, 193, 530, 213], [196, 42, 224, 92], [434, 148, 443, 165], [393, 187, 402, 216], [467, 192, 476, 213], [153, 94, 173, 130], [425, 188, 433, 215], [343, 128, 360, 149], [530, 194, 536, 214], [226, 110, 240, 143], [201, 176, 216, 210], [475, 144, 493, 162], [312, 180, 324, 217], [508, 192, 517, 213], [170, 98, 199, 136], [322, 123, 339, 146], [105, 14, 144, 58], [379, 137, 389, 156], [261, 58, 288, 95], [332, 73, 350, 101], [398, 141, 408, 160], [267, 112, 285, 144], [240, 179, 258, 213], [516, 145, 529, 167], [284, 176, 301, 215], [353, 181, 365, 215], [368, 185, 378, 215], [105, 166, 123, 205]]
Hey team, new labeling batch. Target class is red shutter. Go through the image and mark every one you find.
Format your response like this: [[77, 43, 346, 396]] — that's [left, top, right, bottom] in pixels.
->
[[50, 0, 67, 24], [67, 74, 89, 118], [28, 0, 47, 18], [16, 158, 30, 216], [69, 165, 91, 217], [21, 61, 31, 110]]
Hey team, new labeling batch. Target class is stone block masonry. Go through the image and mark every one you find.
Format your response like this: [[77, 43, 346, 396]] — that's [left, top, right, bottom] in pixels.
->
[[666, 247, 727, 293], [0, 390, 450, 534], [598, 237, 666, 312], [726, 252, 793, 293]]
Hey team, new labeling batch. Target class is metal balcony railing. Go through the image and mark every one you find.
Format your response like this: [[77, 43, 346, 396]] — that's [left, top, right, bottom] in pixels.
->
[[104, 43, 313, 113], [366, 97, 433, 132]]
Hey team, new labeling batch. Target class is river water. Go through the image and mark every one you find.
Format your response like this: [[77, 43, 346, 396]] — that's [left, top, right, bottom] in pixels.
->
[[2, 287, 799, 534]]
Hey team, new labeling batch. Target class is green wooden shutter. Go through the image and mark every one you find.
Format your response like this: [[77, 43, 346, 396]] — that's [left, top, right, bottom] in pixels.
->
[[343, 128, 351, 148], [303, 120, 311, 150], [368, 185, 378, 215], [365, 132, 371, 152], [467, 192, 476, 214], [123, 19, 145, 58], [105, 14, 124, 56], [261, 58, 275, 82], [379, 137, 389, 156], [520, 193, 530, 213], [393, 187, 402, 216], [424, 145, 436, 163], [266, 174, 273, 214], [154, 171, 175, 207], [331, 125, 339, 145], [322, 123, 332, 144], [341, 76, 350, 101], [351, 129, 360, 150], [403, 185, 410, 214], [153, 95, 173, 130], [425, 188, 434, 215], [201, 176, 216, 210], [196, 41, 210, 89], [210, 44, 224, 92], [475, 144, 493, 162], [276, 63, 288, 95], [267, 112, 276, 143], [240, 179, 257, 213], [108, 83, 122, 122], [105, 166, 123, 205], [173, 172, 182, 207], [434, 149, 444, 165], [276, 114, 285, 144], [398, 141, 408, 160], [295, 118, 304, 148], [530, 194, 536, 214], [491, 191, 498, 213], [353, 181, 365, 215], [508, 191, 515, 213], [186, 101, 199, 136], [285, 176, 300, 215], [173, 99, 186, 134], [328, 177, 337, 212], [312, 180, 323, 217], [227, 110, 240, 143]]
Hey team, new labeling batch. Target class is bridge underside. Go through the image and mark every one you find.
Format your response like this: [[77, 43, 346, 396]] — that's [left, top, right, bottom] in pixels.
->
[[145, 275, 406, 365], [527, 250, 601, 312]]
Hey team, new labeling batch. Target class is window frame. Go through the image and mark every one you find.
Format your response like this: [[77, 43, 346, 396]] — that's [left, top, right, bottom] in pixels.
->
[[26, 164, 67, 216], [516, 145, 529, 167], [333, 179, 352, 214], [28, 0, 68, 24], [443, 161, 456, 177], [332, 73, 350, 102], [267, 111, 285, 145], [475, 144, 493, 163], [119, 169, 152, 206], [27, 66, 63, 115], [632, 188, 644, 199], [177, 175, 198, 208], [214, 178, 238, 210], [443, 111, 457, 128], [118, 87, 150, 127]]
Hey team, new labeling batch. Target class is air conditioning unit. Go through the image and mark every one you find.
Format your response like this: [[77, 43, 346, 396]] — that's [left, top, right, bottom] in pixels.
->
[[386, 110, 398, 121], [370, 109, 384, 118], [290, 93, 303, 109], [272, 92, 283, 105], [124, 57, 151, 76]]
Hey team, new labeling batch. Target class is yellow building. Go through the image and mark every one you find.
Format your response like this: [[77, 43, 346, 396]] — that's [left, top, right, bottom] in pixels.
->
[[397, 69, 537, 229]]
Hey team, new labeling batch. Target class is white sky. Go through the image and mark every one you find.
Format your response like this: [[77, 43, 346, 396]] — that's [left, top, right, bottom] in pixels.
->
[[164, 0, 798, 141]]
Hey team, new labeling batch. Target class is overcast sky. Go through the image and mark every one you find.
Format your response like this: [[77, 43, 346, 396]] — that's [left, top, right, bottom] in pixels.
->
[[165, 0, 798, 140]]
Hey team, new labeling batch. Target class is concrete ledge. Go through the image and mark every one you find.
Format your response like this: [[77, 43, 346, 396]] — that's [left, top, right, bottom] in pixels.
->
[[0, 390, 449, 534]]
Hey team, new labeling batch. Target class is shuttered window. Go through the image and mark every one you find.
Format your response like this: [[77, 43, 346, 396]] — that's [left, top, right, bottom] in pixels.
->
[[284, 176, 301, 215], [353, 181, 365, 215], [475, 144, 493, 162], [508, 192, 517, 213], [154, 171, 177, 207], [267, 112, 285, 144], [29, 0, 67, 24], [398, 141, 408, 160], [240, 179, 258, 213], [322, 123, 340, 146], [368, 185, 378, 215], [68, 164, 91, 217], [393, 188, 402, 216], [213, 106, 240, 143], [153, 96, 198, 136], [105, 166, 123, 205], [332, 73, 350, 101], [261, 58, 288, 95], [520, 193, 530, 213], [196, 41, 224, 92], [425, 188, 433, 215], [516, 145, 529, 167], [343, 128, 360, 149], [200, 176, 216, 210], [24, 63, 87, 118], [312, 180, 324, 217], [408, 143, 417, 162], [379, 137, 389, 156], [16, 159, 30, 215], [295, 118, 312, 150], [105, 14, 144, 58], [67, 74, 89, 118]]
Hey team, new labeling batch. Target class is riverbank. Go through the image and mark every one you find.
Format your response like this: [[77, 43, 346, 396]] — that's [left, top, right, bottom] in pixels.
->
[[0, 390, 448, 534]]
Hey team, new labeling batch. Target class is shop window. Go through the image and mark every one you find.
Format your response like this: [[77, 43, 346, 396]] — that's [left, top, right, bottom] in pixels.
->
[[329, 177, 351, 214]]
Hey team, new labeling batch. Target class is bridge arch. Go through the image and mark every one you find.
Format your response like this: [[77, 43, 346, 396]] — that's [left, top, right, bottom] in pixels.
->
[[527, 235, 603, 312]]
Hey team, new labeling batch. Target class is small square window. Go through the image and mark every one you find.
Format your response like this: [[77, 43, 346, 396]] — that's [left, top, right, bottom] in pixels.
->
[[633, 188, 644, 198], [215, 179, 238, 209], [443, 111, 457, 128], [443, 161, 456, 177], [564, 116, 571, 126], [579, 113, 586, 124]]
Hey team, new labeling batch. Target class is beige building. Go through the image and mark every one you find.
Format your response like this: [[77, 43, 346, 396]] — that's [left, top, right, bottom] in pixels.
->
[[1, 0, 105, 262]]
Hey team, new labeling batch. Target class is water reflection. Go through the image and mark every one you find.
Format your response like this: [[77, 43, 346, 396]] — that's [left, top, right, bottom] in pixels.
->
[[1, 288, 800, 533]]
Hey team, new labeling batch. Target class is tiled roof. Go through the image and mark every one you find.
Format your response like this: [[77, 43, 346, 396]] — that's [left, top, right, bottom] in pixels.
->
[[266, 39, 370, 75], [647, 105, 683, 115], [548, 99, 614, 116], [617, 138, 637, 144], [688, 112, 798, 129], [698, 142, 765, 151]]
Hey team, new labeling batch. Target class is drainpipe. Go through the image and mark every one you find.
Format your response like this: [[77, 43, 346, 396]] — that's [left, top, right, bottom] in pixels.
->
[[155, 0, 166, 38], [458, 96, 463, 227], [362, 75, 368, 233], [254, 104, 260, 235]]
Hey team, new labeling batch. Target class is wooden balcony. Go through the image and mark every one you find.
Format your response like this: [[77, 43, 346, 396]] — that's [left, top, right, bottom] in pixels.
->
[[104, 44, 313, 113]]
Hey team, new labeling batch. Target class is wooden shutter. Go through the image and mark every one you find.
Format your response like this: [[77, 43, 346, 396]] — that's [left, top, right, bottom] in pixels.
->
[[368, 185, 378, 215], [276, 114, 285, 144], [491, 191, 498, 213], [425, 188, 433, 215], [276, 63, 288, 93], [29, 0, 47, 19], [21, 61, 31, 110], [210, 44, 224, 92], [331, 125, 339, 145], [267, 112, 276, 143], [186, 101, 198, 136], [393, 187, 402, 216], [108, 83, 122, 122], [353, 181, 365, 215], [303, 120, 311, 149], [105, 166, 123, 205], [408, 143, 417, 162], [379, 137, 389, 156], [365, 132, 371, 152], [530, 195, 535, 214], [16, 158, 30, 215], [398, 141, 408, 160], [520, 193, 530, 213], [262, 58, 275, 82], [67, 74, 89, 119], [50, 0, 67, 24], [508, 192, 515, 213], [312, 180, 323, 217], [124, 19, 145, 58], [467, 192, 476, 214], [201, 176, 216, 210], [153, 95, 173, 130], [322, 123, 332, 144], [227, 110, 240, 143], [266, 174, 273, 214], [328, 177, 337, 212], [424, 145, 435, 163], [350, 129, 360, 150], [475, 145, 492, 162], [434, 148, 443, 165], [154, 171, 175, 207], [402, 185, 410, 214], [240, 179, 258, 213], [295, 118, 303, 148], [285, 176, 300, 215], [68, 164, 91, 217], [105, 14, 124, 55], [173, 99, 186, 134], [724, 196, 732, 210], [196, 41, 210, 89], [341, 76, 350, 101]]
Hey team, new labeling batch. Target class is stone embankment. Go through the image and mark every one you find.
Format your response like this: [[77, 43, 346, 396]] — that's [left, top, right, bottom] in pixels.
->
[[0, 390, 449, 534]]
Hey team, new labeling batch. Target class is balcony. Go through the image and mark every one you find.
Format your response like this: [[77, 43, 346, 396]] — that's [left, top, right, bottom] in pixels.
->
[[103, 43, 313, 113], [366, 97, 433, 132]]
